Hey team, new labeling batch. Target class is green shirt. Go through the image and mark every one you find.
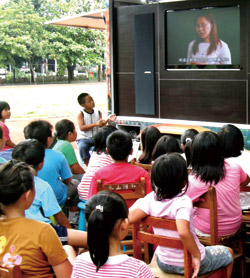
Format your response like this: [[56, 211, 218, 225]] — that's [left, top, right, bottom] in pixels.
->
[[52, 139, 77, 166]]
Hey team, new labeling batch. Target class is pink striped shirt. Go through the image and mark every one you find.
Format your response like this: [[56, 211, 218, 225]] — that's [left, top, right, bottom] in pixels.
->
[[71, 253, 154, 278], [77, 152, 113, 200]]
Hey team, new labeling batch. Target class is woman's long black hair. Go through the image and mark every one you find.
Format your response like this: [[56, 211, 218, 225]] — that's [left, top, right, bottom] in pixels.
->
[[84, 191, 128, 272]]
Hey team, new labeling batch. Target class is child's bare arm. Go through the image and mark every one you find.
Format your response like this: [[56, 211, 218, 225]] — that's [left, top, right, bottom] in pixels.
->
[[54, 211, 72, 229], [176, 219, 200, 278], [128, 207, 148, 224], [62, 177, 72, 185], [6, 139, 15, 148], [69, 162, 85, 175], [77, 112, 102, 131], [52, 259, 72, 278], [240, 174, 250, 187]]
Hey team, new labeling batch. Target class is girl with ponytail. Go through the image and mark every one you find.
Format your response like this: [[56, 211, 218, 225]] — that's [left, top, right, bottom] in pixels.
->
[[71, 191, 154, 277]]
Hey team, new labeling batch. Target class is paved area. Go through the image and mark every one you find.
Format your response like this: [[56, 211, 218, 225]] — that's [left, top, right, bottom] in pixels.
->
[[0, 82, 107, 144]]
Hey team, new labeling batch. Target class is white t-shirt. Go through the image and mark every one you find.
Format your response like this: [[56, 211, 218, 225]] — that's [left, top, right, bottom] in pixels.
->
[[187, 40, 231, 65], [131, 192, 205, 267], [71, 252, 154, 278]]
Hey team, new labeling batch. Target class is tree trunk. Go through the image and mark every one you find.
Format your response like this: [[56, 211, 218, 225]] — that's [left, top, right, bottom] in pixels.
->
[[98, 64, 101, 82], [13, 68, 16, 83], [67, 65, 74, 83]]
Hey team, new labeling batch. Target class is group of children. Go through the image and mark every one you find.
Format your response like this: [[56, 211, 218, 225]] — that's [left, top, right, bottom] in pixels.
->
[[0, 91, 249, 277]]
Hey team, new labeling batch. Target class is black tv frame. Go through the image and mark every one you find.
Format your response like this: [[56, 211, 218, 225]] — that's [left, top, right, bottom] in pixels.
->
[[159, 0, 247, 80]]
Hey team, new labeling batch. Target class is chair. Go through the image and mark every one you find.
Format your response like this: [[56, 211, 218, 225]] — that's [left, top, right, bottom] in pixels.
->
[[130, 158, 152, 178], [0, 265, 22, 278], [240, 186, 250, 258], [132, 216, 227, 278], [194, 186, 245, 277], [97, 177, 149, 263]]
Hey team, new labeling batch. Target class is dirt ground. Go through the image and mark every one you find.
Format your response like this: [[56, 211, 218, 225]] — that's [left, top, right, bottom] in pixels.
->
[[0, 82, 107, 145]]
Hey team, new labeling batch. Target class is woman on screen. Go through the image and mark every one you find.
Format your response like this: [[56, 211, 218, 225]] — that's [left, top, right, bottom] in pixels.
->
[[187, 14, 231, 65]]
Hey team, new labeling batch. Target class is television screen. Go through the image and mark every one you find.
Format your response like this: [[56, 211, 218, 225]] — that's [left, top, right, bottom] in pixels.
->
[[166, 6, 240, 70]]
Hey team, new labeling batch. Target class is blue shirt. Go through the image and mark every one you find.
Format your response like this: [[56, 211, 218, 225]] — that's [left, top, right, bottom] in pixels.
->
[[25, 176, 61, 223], [38, 149, 72, 205]]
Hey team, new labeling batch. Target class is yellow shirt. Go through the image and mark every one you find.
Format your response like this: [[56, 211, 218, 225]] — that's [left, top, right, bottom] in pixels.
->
[[0, 217, 68, 277]]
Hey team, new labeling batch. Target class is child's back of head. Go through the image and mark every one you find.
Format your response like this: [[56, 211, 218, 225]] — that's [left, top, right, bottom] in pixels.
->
[[24, 120, 53, 147], [106, 130, 132, 161], [12, 139, 45, 169], [152, 135, 182, 161], [139, 126, 161, 164], [180, 129, 199, 167], [191, 131, 224, 184], [151, 153, 188, 201], [93, 126, 117, 154], [85, 191, 128, 271], [0, 160, 34, 206], [217, 124, 244, 158]]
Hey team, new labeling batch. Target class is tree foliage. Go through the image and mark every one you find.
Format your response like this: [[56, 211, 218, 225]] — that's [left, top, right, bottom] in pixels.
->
[[0, 0, 106, 82]]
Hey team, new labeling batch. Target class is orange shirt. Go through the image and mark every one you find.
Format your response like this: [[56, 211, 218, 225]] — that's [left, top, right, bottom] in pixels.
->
[[0, 217, 68, 277]]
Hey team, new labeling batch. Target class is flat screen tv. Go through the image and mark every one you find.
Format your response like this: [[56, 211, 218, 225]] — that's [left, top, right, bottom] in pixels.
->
[[166, 5, 240, 70]]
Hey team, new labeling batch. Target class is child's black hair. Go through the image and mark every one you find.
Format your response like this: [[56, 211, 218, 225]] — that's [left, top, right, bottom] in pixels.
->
[[181, 129, 199, 146], [217, 124, 244, 158], [181, 129, 199, 167], [85, 191, 128, 272], [106, 130, 132, 161], [77, 93, 90, 105], [12, 139, 45, 169], [55, 119, 75, 140], [23, 120, 53, 147], [0, 101, 10, 120], [151, 153, 188, 201], [152, 135, 182, 161], [0, 160, 34, 206], [138, 126, 161, 164], [93, 126, 117, 154], [191, 131, 225, 185]]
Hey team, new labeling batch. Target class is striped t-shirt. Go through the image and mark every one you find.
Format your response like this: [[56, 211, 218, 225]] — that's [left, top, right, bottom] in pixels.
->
[[77, 151, 113, 200], [72, 252, 154, 278]]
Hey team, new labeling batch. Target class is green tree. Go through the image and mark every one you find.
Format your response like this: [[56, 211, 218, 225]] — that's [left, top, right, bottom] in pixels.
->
[[0, 0, 48, 82], [42, 0, 105, 82], [0, 0, 106, 83]]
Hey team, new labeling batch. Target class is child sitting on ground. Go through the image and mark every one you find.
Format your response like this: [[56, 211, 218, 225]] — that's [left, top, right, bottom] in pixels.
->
[[76, 92, 116, 166], [12, 139, 87, 249], [88, 130, 152, 208], [24, 120, 79, 225], [71, 191, 154, 277], [78, 125, 116, 200], [0, 160, 72, 277], [129, 153, 234, 277], [0, 101, 16, 161], [0, 126, 7, 163], [52, 119, 85, 181]]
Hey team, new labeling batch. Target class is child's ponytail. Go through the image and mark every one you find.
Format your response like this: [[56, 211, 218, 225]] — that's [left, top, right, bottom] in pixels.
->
[[87, 207, 110, 271], [85, 191, 128, 272]]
